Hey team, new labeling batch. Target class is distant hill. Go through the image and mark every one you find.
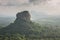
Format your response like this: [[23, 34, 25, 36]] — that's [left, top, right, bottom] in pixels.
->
[[34, 16, 60, 27], [0, 17, 15, 27]]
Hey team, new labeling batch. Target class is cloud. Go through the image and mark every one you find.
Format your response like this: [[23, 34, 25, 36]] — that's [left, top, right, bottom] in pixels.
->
[[29, 0, 47, 5], [0, 0, 60, 16], [0, 0, 48, 6], [0, 0, 29, 6]]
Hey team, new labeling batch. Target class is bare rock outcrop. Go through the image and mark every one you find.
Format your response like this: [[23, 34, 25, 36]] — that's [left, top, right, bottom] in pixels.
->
[[14, 11, 31, 23]]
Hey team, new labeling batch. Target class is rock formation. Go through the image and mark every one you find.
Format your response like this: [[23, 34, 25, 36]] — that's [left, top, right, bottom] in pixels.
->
[[0, 11, 33, 35], [14, 11, 31, 23]]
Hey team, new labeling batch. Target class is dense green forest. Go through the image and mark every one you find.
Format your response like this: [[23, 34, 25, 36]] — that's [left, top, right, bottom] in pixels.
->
[[0, 22, 60, 40]]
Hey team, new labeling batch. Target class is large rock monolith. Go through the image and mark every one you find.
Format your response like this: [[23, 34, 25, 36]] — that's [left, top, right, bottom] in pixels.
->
[[0, 11, 33, 35]]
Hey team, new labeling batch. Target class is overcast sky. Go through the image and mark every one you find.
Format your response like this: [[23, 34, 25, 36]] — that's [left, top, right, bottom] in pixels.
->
[[0, 0, 60, 17]]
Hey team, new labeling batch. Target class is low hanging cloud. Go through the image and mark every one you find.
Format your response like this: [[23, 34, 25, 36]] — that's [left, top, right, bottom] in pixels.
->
[[29, 0, 47, 5], [0, 0, 60, 7], [0, 0, 48, 6], [0, 0, 29, 6]]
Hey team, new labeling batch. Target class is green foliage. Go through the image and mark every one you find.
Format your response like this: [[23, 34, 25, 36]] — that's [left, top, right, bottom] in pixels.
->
[[0, 34, 26, 40], [0, 21, 60, 40], [0, 26, 3, 29]]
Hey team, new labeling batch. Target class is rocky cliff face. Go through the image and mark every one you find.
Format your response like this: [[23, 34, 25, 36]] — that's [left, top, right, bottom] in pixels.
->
[[0, 11, 33, 35], [15, 11, 31, 23]]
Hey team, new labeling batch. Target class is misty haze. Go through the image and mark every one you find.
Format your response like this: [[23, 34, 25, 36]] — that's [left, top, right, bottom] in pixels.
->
[[0, 0, 60, 40]]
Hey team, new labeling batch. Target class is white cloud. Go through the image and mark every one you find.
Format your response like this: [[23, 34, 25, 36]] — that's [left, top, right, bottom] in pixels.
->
[[0, 0, 29, 6], [0, 0, 60, 16]]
